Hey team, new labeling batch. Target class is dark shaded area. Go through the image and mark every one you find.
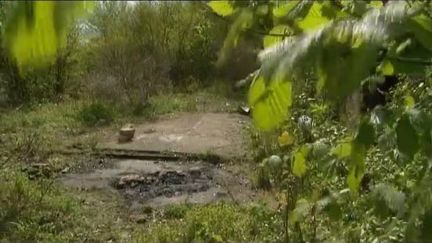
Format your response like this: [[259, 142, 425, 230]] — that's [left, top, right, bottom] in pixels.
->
[[362, 75, 399, 112]]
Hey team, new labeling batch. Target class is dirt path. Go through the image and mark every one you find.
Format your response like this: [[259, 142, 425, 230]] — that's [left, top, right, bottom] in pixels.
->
[[60, 112, 261, 208]]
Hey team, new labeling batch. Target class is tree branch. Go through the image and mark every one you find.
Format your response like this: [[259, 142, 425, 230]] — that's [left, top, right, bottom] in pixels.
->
[[388, 55, 432, 65]]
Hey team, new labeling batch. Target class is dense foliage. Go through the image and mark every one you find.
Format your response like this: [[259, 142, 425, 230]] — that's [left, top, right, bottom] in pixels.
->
[[211, 0, 432, 241], [2, 0, 432, 242]]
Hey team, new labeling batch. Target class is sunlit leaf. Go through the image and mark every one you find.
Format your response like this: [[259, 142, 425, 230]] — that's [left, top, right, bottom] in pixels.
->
[[396, 114, 419, 158], [347, 142, 366, 193], [263, 25, 291, 48], [207, 1, 234, 17], [331, 142, 352, 159], [292, 145, 309, 177], [248, 73, 292, 131], [272, 1, 299, 18], [4, 1, 92, 72], [278, 131, 294, 146], [404, 95, 415, 109], [296, 2, 333, 31]]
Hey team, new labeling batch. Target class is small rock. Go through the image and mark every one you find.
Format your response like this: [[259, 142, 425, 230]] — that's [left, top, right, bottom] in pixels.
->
[[130, 215, 148, 224], [61, 167, 70, 174]]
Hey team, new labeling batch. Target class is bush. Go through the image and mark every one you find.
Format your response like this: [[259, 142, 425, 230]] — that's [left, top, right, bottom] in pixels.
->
[[76, 102, 113, 126]]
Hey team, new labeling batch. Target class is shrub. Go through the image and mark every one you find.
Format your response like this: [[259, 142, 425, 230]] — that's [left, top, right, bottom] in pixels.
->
[[76, 102, 113, 126]]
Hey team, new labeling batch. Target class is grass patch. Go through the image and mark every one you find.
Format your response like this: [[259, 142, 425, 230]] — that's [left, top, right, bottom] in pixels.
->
[[138, 202, 283, 243], [0, 168, 80, 241]]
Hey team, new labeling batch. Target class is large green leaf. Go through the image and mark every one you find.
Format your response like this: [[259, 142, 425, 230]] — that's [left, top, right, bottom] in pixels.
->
[[396, 114, 419, 158], [248, 73, 292, 131], [292, 145, 309, 177], [347, 142, 366, 193], [289, 198, 311, 224], [263, 25, 291, 48], [272, 1, 299, 18], [378, 42, 432, 75], [207, 1, 234, 17], [331, 142, 352, 159], [4, 1, 92, 72], [296, 2, 330, 31], [409, 14, 432, 51], [317, 40, 378, 99], [354, 119, 375, 148]]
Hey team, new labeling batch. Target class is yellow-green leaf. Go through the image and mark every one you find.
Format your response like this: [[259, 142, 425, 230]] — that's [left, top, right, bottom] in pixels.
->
[[248, 74, 292, 131], [272, 1, 298, 18], [208, 1, 234, 17], [293, 145, 309, 177], [347, 142, 366, 193], [377, 59, 395, 75], [404, 95, 415, 109], [278, 131, 294, 146], [331, 142, 352, 159], [4, 1, 92, 72], [296, 2, 332, 32], [263, 25, 291, 48]]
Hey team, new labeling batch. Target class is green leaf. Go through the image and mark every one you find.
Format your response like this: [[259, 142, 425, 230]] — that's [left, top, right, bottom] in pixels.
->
[[354, 119, 375, 148], [263, 25, 291, 48], [396, 114, 419, 158], [331, 142, 352, 159], [207, 1, 234, 17], [248, 73, 292, 131], [377, 43, 432, 75], [278, 131, 294, 146], [289, 198, 311, 224], [296, 1, 335, 32], [4, 1, 92, 72], [292, 145, 309, 177], [404, 95, 415, 109], [347, 142, 366, 193], [272, 1, 299, 18], [408, 14, 432, 51], [318, 41, 378, 99]]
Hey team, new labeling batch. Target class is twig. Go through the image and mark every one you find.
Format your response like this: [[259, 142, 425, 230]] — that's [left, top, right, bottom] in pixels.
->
[[387, 55, 432, 65]]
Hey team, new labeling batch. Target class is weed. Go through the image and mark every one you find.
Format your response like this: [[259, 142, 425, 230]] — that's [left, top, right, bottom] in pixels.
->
[[76, 102, 114, 127]]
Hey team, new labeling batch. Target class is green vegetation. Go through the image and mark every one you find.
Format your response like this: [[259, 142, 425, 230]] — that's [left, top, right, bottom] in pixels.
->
[[2, 0, 432, 242]]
